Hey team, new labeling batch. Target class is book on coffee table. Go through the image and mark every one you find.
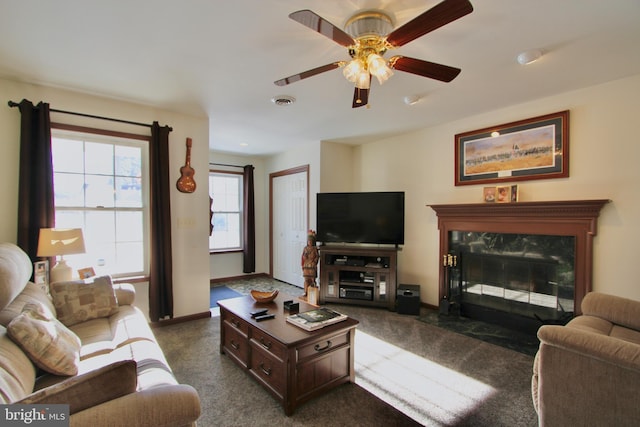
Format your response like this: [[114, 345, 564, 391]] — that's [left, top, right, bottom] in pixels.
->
[[286, 307, 348, 331]]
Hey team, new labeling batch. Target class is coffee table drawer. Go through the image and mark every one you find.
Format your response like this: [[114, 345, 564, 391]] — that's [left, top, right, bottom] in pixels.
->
[[223, 323, 249, 366], [297, 331, 350, 361], [251, 328, 287, 361], [222, 310, 250, 336], [250, 345, 286, 397]]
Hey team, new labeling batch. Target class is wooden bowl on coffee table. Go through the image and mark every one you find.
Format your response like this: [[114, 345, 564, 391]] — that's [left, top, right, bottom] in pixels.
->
[[250, 289, 279, 303]]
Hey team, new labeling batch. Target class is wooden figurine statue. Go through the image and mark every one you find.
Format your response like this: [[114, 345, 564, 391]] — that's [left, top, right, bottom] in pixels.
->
[[301, 230, 319, 296]]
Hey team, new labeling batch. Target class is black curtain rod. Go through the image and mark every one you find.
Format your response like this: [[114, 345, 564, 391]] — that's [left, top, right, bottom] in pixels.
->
[[8, 100, 173, 131], [210, 162, 245, 169]]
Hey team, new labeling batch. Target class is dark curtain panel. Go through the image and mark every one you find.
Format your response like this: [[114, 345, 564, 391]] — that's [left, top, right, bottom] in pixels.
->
[[242, 165, 256, 273], [14, 100, 55, 261], [149, 122, 173, 321]]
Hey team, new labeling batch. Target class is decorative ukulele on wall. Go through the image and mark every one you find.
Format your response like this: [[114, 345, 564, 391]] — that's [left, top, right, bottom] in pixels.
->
[[176, 137, 196, 193]]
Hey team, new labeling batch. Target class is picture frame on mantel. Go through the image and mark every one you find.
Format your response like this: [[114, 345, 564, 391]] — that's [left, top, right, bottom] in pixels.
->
[[455, 110, 569, 186]]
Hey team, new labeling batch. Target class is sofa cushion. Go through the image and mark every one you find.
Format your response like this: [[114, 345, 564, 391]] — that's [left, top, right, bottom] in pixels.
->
[[70, 305, 157, 360], [0, 326, 37, 404], [0, 282, 57, 328], [7, 302, 81, 376], [0, 243, 32, 312], [50, 275, 119, 327], [610, 325, 640, 346], [19, 360, 137, 415]]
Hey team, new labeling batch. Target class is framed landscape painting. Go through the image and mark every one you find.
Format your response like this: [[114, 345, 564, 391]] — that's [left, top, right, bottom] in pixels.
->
[[455, 111, 569, 186]]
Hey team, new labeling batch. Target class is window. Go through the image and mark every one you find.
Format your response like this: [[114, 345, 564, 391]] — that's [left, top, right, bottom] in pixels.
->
[[209, 171, 242, 251], [51, 129, 150, 277]]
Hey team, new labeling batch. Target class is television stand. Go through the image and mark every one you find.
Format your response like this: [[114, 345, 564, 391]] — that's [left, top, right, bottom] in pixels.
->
[[319, 246, 398, 310]]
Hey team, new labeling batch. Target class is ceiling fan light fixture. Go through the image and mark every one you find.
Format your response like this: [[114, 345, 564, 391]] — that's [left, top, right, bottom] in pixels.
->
[[343, 59, 365, 82], [367, 53, 393, 84], [354, 71, 371, 89], [516, 49, 543, 65]]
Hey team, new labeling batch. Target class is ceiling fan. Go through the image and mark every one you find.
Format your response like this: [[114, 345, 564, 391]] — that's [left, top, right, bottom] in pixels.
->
[[274, 0, 473, 108]]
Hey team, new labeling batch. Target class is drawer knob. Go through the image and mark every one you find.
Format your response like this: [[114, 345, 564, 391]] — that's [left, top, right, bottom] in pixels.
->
[[260, 337, 272, 350], [259, 363, 272, 376], [314, 340, 332, 352], [231, 319, 241, 328], [230, 340, 240, 350]]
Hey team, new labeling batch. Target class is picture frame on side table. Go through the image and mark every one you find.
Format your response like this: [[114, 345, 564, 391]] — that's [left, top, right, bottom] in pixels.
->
[[455, 110, 569, 186], [34, 260, 49, 293], [78, 267, 96, 279]]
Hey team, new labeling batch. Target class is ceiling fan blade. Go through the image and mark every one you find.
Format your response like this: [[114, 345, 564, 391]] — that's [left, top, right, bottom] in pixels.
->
[[289, 10, 355, 47], [386, 0, 473, 47], [389, 56, 461, 82], [352, 86, 369, 108], [274, 62, 343, 86]]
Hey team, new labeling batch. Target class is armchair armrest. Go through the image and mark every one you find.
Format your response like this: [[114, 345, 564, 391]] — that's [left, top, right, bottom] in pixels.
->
[[538, 325, 640, 371], [18, 360, 137, 414], [69, 384, 201, 427], [113, 283, 136, 306], [581, 292, 640, 330]]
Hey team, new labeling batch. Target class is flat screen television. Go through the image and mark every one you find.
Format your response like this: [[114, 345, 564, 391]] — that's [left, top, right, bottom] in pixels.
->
[[316, 192, 405, 245]]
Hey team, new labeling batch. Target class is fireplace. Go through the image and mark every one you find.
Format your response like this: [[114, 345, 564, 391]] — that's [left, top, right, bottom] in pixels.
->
[[429, 200, 609, 333]]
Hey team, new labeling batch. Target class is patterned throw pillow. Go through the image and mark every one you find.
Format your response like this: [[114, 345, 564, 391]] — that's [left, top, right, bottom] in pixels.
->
[[50, 275, 119, 327], [7, 302, 81, 376]]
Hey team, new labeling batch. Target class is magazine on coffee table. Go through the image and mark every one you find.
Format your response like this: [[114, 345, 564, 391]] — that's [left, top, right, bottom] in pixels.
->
[[286, 307, 348, 331]]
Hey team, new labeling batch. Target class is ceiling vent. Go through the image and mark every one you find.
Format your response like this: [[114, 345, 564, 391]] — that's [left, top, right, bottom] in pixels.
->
[[271, 95, 296, 106]]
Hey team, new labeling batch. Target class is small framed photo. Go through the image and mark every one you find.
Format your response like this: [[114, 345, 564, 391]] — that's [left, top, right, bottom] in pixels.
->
[[510, 184, 519, 202], [483, 187, 496, 203], [496, 186, 511, 203], [78, 267, 96, 279], [34, 260, 49, 293]]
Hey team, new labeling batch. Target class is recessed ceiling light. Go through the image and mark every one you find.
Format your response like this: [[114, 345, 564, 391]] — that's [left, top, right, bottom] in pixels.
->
[[516, 49, 543, 65], [271, 95, 296, 106]]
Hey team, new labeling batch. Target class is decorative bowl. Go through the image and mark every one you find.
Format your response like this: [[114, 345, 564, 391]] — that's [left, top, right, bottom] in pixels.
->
[[250, 289, 279, 303]]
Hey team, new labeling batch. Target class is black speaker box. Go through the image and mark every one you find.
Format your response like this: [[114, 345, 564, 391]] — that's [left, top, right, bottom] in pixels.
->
[[396, 284, 420, 315]]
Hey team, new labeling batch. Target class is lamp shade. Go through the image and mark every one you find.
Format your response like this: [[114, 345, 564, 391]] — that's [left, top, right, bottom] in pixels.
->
[[37, 228, 86, 257]]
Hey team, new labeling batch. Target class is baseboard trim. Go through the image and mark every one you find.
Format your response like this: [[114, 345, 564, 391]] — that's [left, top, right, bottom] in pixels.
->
[[210, 272, 270, 285], [150, 311, 212, 328]]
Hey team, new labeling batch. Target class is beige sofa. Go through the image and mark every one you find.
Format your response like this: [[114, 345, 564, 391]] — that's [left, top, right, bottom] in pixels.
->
[[0, 242, 200, 426], [532, 292, 640, 426]]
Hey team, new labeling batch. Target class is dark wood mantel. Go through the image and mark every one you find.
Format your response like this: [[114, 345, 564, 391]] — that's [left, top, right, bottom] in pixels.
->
[[429, 199, 610, 315]]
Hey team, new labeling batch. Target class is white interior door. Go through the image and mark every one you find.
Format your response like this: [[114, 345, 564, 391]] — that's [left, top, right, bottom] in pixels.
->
[[272, 169, 307, 288]]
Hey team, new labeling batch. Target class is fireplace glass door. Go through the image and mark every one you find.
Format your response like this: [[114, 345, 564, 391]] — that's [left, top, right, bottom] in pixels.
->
[[449, 231, 575, 328]]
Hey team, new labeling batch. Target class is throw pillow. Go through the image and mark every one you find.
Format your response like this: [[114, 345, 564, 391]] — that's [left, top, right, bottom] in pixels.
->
[[18, 360, 137, 415], [7, 302, 81, 376], [50, 275, 119, 327]]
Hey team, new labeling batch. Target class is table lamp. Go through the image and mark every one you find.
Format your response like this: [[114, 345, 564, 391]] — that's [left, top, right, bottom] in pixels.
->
[[37, 228, 86, 283]]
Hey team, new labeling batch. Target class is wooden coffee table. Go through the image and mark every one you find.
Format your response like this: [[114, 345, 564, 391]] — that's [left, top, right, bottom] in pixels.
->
[[218, 293, 359, 415]]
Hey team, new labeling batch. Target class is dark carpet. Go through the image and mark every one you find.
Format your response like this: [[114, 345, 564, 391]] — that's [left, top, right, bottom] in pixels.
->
[[156, 279, 537, 426], [210, 285, 242, 307], [418, 309, 540, 356]]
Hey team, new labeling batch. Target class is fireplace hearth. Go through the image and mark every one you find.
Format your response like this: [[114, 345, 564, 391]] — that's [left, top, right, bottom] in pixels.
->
[[429, 200, 609, 333]]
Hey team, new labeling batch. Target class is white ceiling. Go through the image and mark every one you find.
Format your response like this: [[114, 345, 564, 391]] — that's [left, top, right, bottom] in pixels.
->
[[1, 0, 639, 156]]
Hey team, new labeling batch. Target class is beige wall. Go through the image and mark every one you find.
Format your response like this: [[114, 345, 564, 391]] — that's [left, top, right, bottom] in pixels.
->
[[0, 78, 211, 319], [352, 73, 640, 306]]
